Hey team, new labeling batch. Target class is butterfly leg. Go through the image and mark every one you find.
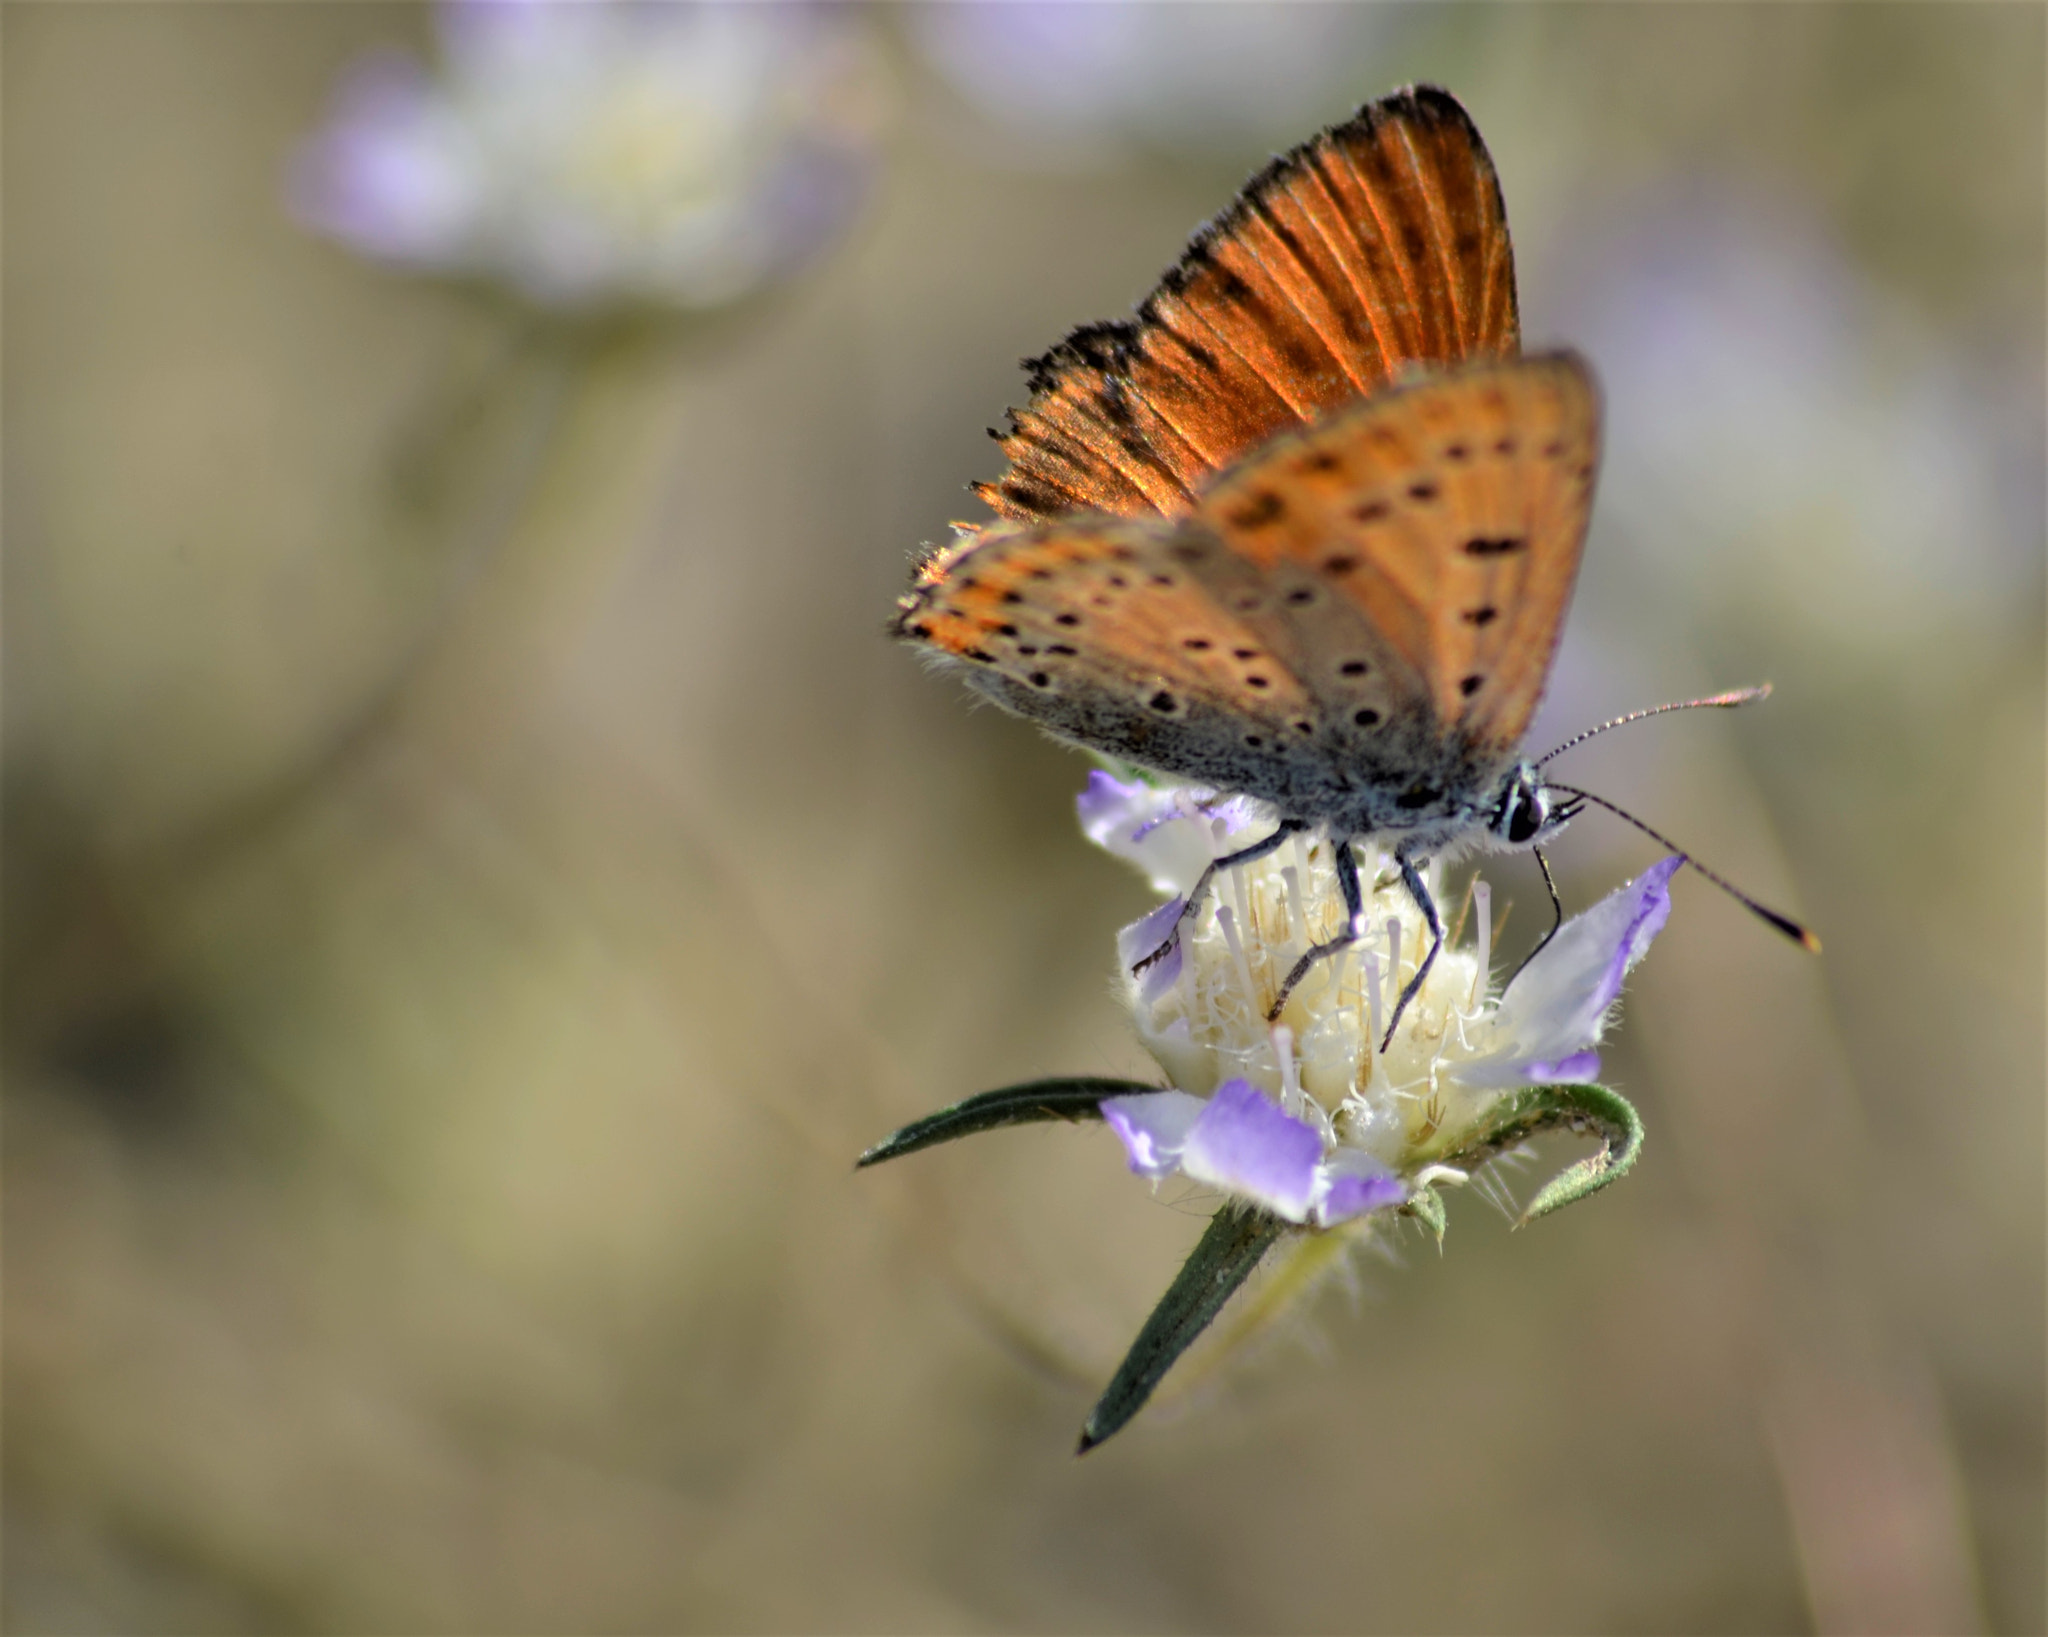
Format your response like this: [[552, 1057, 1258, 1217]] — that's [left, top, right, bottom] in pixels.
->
[[1263, 839, 1364, 1023], [1382, 854, 1445, 1049], [1133, 819, 1307, 974], [1500, 846, 1565, 997]]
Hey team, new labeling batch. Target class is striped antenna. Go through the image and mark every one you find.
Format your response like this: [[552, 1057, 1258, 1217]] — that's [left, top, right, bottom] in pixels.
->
[[1539, 684, 1772, 766], [1542, 781, 1821, 953]]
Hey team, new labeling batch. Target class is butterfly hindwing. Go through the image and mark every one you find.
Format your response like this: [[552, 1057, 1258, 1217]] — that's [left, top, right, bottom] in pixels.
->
[[897, 517, 1339, 788], [976, 85, 1521, 528], [1193, 353, 1600, 760]]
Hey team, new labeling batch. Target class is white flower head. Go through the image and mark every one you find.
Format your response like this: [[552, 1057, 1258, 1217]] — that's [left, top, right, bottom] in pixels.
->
[[290, 0, 888, 310], [1077, 771, 1679, 1227]]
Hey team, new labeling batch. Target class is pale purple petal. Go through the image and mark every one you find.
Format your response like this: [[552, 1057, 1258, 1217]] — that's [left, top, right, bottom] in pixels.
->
[[1077, 770, 1165, 847], [288, 54, 482, 264], [1518, 1049, 1603, 1084], [1102, 1090, 1205, 1180], [1077, 772, 1268, 895], [1077, 772, 1207, 894], [1179, 1078, 1322, 1222], [1451, 857, 1681, 1090], [1313, 1149, 1405, 1226], [1116, 897, 1184, 1005], [1131, 790, 1260, 845]]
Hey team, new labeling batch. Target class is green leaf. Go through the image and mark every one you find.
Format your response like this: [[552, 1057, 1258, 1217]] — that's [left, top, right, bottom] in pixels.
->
[[855, 1077, 1155, 1169], [1442, 1081, 1645, 1226], [1077, 1206, 1289, 1454]]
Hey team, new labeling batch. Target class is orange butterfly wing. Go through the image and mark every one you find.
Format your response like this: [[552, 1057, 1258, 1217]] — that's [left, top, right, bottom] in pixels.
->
[[1193, 353, 1601, 760], [975, 85, 1521, 528], [901, 517, 1318, 731]]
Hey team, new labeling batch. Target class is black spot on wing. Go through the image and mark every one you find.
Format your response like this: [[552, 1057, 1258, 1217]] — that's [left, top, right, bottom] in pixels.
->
[[1228, 491, 1287, 529]]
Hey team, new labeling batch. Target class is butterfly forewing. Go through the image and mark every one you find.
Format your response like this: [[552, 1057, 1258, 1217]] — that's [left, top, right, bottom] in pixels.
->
[[976, 85, 1520, 529], [1194, 353, 1600, 759]]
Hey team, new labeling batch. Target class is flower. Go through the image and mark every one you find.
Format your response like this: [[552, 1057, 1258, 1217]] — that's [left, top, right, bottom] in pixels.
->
[[910, 1, 1404, 157], [1079, 770, 1679, 1226], [290, 0, 887, 309]]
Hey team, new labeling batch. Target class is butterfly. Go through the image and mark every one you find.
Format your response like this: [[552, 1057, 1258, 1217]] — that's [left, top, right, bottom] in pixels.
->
[[895, 85, 1600, 1034]]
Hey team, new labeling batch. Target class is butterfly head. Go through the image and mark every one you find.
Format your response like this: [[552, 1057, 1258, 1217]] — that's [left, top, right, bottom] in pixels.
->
[[1486, 762, 1581, 852]]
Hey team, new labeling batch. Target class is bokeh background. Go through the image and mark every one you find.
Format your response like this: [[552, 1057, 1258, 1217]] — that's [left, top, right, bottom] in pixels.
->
[[6, 4, 2042, 1631]]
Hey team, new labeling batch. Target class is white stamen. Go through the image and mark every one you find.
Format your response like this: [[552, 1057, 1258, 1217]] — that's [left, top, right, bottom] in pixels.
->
[[1280, 865, 1307, 951], [1414, 1163, 1469, 1190], [1386, 916, 1403, 992], [1362, 949, 1384, 1053], [1319, 945, 1350, 1004], [1273, 1024, 1301, 1116], [1227, 864, 1254, 951], [1215, 905, 1257, 1007], [1471, 879, 1492, 1007]]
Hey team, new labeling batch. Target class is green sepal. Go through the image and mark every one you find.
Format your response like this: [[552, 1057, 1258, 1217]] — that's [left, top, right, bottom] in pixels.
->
[[1077, 1205, 1288, 1454], [855, 1077, 1154, 1169], [1400, 1184, 1448, 1248], [1084, 751, 1169, 788], [1442, 1081, 1644, 1227]]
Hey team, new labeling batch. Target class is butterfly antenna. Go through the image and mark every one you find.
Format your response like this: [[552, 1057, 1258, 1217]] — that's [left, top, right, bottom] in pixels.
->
[[1537, 685, 1772, 766], [1542, 781, 1822, 953]]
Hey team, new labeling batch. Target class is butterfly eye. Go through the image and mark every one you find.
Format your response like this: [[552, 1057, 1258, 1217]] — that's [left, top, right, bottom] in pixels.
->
[[1504, 785, 1550, 844]]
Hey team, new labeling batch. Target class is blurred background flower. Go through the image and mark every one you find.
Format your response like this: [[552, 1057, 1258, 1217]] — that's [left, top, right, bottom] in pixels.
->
[[291, 0, 887, 308], [5, 5, 2041, 1633], [911, 0, 1403, 160]]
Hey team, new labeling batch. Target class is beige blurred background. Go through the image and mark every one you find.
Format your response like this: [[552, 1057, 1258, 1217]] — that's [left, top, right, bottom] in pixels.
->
[[5, 4, 2042, 1631]]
